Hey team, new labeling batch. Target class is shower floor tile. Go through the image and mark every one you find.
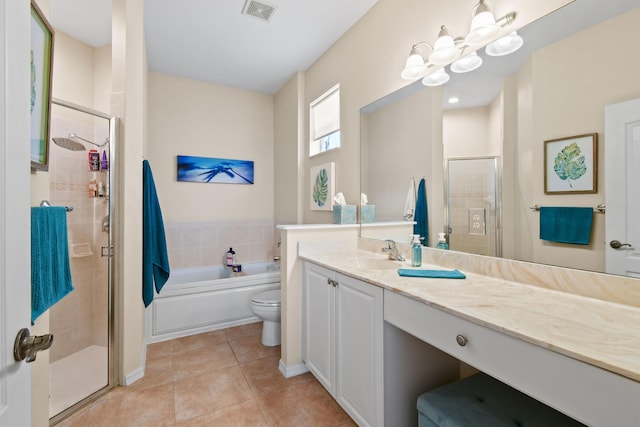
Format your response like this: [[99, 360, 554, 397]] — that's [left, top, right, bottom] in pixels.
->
[[50, 345, 109, 417]]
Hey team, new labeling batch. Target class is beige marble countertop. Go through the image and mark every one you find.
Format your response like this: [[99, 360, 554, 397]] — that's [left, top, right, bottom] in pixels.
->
[[298, 241, 640, 383]]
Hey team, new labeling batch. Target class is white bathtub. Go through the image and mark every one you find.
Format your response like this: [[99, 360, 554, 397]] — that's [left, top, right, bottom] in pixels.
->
[[145, 262, 281, 342]]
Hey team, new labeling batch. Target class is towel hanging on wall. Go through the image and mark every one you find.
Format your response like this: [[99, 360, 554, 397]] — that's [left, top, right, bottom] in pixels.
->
[[143, 160, 171, 307], [539, 206, 593, 245], [413, 178, 429, 246], [31, 206, 74, 323], [403, 178, 416, 220]]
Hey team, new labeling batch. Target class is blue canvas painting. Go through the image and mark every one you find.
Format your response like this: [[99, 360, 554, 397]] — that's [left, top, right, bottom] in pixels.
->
[[177, 155, 254, 184]]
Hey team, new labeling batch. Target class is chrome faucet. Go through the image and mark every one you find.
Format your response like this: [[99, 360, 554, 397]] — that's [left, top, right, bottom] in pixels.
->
[[382, 239, 405, 261]]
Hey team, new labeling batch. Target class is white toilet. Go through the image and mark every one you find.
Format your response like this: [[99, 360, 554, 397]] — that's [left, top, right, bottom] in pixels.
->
[[249, 289, 281, 346]]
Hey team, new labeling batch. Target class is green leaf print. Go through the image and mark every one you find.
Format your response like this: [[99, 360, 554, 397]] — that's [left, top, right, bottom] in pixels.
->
[[553, 142, 586, 188], [313, 168, 328, 207]]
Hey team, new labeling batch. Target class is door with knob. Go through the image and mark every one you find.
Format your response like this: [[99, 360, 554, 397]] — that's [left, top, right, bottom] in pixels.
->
[[605, 98, 640, 277], [0, 1, 32, 424]]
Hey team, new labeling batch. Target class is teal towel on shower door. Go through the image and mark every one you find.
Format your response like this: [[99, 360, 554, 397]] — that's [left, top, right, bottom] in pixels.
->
[[31, 206, 74, 323], [143, 160, 171, 307], [539, 206, 593, 245]]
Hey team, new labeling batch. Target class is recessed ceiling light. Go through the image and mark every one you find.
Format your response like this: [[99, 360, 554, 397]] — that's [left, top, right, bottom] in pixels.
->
[[448, 97, 460, 104]]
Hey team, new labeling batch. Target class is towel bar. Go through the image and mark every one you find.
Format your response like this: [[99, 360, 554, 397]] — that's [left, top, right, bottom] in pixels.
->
[[40, 200, 73, 212], [529, 203, 605, 213]]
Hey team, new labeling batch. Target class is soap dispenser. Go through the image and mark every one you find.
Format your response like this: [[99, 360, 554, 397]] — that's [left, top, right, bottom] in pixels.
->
[[411, 234, 422, 267], [226, 248, 236, 266], [436, 233, 449, 250]]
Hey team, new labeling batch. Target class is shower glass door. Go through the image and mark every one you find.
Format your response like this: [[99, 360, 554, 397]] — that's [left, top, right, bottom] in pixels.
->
[[446, 157, 501, 257], [47, 99, 115, 423]]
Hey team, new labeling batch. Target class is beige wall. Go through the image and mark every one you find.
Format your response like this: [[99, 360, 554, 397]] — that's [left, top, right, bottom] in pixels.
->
[[111, 0, 146, 386], [444, 106, 492, 158], [274, 72, 305, 226], [147, 72, 274, 223]]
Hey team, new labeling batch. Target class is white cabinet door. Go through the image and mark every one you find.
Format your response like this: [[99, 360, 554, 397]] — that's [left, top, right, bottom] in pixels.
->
[[302, 262, 336, 395], [336, 274, 384, 427]]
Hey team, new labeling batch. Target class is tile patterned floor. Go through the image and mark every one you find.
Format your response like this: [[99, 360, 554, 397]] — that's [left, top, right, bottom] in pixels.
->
[[57, 323, 356, 427]]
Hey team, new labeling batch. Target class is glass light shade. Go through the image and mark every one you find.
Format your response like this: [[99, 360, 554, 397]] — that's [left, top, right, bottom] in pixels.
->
[[485, 31, 523, 56], [429, 26, 460, 65], [451, 51, 483, 73], [401, 53, 428, 80], [465, 5, 501, 46], [422, 68, 450, 86]]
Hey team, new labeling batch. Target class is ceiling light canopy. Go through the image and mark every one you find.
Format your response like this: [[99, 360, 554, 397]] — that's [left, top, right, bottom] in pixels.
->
[[401, 1, 520, 87]]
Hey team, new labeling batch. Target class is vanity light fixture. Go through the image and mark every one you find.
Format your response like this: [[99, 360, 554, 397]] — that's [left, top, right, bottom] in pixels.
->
[[485, 31, 523, 56], [400, 1, 518, 87]]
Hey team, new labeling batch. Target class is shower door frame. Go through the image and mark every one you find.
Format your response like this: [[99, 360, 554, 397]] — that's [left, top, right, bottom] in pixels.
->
[[444, 156, 502, 258], [49, 98, 118, 425]]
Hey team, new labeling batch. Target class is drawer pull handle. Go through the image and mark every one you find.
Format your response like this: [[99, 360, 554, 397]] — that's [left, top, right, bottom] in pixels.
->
[[456, 335, 467, 346]]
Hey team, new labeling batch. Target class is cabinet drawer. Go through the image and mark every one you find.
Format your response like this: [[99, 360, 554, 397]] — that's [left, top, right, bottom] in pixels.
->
[[384, 290, 640, 427]]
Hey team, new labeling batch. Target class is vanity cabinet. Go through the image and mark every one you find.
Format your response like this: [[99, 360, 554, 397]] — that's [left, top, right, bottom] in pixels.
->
[[302, 262, 384, 427]]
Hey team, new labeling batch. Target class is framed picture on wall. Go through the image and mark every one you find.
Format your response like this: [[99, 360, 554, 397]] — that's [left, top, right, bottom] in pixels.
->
[[309, 162, 335, 211], [30, 1, 55, 171], [544, 133, 598, 194]]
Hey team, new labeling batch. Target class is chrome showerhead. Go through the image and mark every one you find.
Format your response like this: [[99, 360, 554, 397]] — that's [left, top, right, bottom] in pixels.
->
[[52, 133, 109, 151], [52, 137, 86, 151]]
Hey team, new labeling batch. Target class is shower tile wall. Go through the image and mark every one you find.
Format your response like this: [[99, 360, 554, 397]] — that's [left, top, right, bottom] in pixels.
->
[[448, 161, 497, 257], [48, 114, 109, 362], [166, 220, 276, 269]]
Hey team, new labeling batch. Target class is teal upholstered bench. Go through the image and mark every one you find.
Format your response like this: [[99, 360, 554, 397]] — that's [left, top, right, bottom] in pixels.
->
[[417, 373, 585, 427]]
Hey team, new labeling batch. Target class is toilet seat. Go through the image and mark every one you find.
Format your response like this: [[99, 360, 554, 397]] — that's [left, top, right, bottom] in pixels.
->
[[251, 290, 281, 307]]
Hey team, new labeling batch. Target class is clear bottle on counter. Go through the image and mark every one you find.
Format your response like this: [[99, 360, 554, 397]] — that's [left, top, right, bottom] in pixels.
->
[[436, 232, 449, 250], [411, 234, 422, 267]]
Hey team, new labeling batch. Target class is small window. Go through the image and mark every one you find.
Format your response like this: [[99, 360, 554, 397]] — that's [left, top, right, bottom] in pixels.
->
[[310, 84, 340, 157]]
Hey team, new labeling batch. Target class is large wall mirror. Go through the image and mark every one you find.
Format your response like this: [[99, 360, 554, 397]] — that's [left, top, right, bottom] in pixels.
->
[[360, 0, 640, 278]]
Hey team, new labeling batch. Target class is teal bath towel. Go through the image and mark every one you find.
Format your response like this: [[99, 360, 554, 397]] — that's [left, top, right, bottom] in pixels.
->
[[413, 178, 429, 246], [31, 207, 74, 323], [398, 268, 466, 279], [143, 160, 171, 307], [539, 207, 593, 245]]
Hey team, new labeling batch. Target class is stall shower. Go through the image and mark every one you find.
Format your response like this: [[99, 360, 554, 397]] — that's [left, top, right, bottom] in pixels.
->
[[46, 99, 116, 423], [446, 157, 501, 257]]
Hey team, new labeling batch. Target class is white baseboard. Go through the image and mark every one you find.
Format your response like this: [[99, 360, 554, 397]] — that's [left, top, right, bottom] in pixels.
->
[[279, 359, 309, 378], [122, 343, 147, 386]]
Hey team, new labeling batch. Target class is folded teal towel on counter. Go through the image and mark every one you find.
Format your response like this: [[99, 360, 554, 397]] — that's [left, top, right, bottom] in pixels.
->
[[398, 268, 466, 279], [539, 206, 593, 245]]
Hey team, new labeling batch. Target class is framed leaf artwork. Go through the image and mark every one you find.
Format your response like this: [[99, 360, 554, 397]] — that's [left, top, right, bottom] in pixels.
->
[[309, 162, 335, 211], [544, 133, 597, 194]]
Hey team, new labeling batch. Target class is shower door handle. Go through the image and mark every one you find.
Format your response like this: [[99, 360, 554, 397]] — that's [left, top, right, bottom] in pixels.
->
[[101, 246, 114, 257], [14, 328, 53, 363]]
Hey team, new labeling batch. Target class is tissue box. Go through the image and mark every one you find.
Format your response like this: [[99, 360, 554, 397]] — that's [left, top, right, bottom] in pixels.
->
[[360, 205, 376, 223], [333, 205, 356, 224]]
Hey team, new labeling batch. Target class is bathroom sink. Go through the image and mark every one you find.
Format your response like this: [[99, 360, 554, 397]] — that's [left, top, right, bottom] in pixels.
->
[[354, 257, 403, 271]]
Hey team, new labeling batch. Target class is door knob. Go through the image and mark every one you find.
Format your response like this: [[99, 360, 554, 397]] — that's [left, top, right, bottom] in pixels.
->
[[14, 328, 53, 363], [610, 240, 632, 249]]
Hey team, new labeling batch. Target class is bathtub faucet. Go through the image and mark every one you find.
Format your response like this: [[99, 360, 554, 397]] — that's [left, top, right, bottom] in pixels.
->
[[382, 239, 405, 261]]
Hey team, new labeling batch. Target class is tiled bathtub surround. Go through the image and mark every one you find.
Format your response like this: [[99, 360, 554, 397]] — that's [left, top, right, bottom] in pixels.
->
[[166, 220, 277, 269]]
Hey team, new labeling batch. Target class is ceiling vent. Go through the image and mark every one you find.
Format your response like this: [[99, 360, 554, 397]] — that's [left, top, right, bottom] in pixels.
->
[[241, 0, 277, 22]]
